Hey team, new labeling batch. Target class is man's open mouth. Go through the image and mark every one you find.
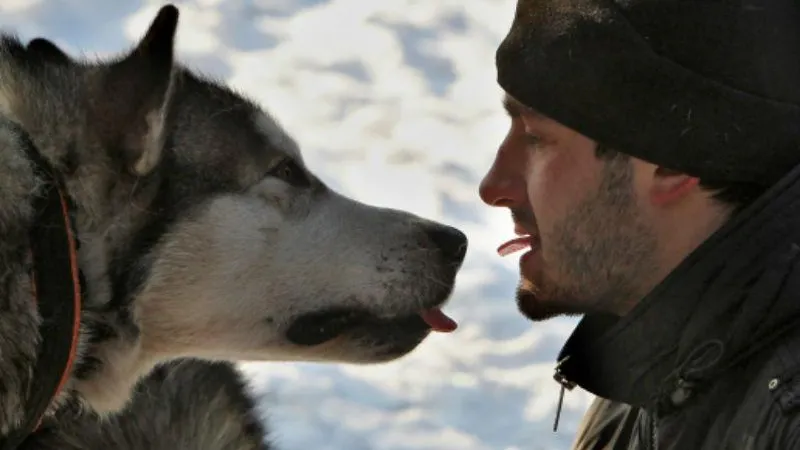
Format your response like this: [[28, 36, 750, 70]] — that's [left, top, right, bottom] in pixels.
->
[[285, 306, 458, 347]]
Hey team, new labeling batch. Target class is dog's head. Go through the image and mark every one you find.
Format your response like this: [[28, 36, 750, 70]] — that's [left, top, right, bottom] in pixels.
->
[[7, 5, 467, 367]]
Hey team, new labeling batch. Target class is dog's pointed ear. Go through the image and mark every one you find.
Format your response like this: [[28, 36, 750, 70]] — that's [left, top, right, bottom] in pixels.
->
[[99, 4, 180, 177], [26, 38, 73, 65]]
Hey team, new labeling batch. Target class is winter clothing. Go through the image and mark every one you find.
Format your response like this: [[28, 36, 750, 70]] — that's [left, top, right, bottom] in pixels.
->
[[495, 0, 800, 185], [562, 160, 800, 448], [494, 1, 800, 448]]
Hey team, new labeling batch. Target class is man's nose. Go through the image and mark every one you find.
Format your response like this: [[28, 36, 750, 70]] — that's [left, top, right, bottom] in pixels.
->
[[478, 151, 526, 208]]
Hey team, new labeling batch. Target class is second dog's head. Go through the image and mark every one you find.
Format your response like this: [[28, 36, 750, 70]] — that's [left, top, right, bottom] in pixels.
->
[[6, 6, 467, 371]]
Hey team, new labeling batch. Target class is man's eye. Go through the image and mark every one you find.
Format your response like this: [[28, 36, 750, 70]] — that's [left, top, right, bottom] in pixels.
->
[[524, 133, 543, 148], [269, 159, 309, 187]]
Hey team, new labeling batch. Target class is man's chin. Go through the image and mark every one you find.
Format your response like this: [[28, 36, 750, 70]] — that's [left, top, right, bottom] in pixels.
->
[[515, 285, 584, 322], [516, 290, 561, 321]]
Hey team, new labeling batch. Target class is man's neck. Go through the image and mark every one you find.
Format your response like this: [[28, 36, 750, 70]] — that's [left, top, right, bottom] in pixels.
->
[[615, 195, 736, 316], [557, 165, 800, 409]]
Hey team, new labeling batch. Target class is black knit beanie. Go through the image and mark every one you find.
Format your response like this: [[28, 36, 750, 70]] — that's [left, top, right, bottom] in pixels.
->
[[496, 0, 800, 185]]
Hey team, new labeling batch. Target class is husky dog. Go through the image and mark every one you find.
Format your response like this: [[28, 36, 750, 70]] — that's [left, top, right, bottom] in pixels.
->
[[0, 4, 466, 449], [23, 359, 271, 449]]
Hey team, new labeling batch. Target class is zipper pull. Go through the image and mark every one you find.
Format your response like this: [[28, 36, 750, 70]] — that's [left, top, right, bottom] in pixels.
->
[[553, 356, 576, 432], [554, 383, 566, 432]]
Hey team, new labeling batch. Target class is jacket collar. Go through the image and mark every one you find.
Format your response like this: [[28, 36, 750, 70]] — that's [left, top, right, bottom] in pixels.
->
[[556, 161, 800, 412]]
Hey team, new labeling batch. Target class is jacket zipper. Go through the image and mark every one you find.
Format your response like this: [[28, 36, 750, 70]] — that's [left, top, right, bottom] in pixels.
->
[[552, 357, 576, 432], [650, 412, 658, 450]]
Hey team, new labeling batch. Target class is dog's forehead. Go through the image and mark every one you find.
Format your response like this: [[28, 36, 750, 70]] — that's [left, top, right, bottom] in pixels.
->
[[252, 111, 302, 164], [169, 72, 303, 183]]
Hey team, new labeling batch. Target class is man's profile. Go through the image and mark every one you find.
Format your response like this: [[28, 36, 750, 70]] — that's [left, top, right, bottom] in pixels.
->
[[480, 0, 800, 448]]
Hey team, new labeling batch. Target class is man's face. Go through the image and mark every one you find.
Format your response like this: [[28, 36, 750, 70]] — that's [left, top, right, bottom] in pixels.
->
[[479, 95, 660, 321]]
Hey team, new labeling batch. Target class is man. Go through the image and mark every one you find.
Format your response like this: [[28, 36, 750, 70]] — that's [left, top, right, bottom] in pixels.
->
[[479, 0, 800, 449]]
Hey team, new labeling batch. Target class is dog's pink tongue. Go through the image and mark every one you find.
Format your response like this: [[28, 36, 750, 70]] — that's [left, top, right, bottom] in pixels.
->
[[420, 308, 458, 332]]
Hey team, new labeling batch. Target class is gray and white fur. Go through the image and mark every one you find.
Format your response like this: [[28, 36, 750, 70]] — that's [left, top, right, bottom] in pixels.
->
[[0, 5, 467, 449]]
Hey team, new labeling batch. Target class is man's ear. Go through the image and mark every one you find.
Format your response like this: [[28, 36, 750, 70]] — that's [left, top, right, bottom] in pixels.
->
[[648, 166, 700, 206], [96, 4, 180, 177], [26, 38, 73, 66]]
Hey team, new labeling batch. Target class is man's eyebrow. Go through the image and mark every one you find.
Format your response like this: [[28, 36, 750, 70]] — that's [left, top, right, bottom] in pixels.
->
[[502, 96, 542, 119], [502, 96, 520, 117]]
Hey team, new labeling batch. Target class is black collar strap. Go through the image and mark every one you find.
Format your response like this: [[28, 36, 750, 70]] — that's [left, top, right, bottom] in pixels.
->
[[0, 134, 82, 450]]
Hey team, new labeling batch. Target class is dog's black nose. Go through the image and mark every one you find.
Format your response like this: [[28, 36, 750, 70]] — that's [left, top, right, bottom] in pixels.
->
[[425, 224, 468, 262]]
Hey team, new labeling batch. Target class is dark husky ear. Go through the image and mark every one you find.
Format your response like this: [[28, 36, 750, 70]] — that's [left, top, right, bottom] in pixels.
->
[[26, 38, 73, 65], [99, 4, 179, 177]]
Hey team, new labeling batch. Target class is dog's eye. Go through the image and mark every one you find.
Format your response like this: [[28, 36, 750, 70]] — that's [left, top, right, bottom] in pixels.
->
[[269, 159, 309, 187]]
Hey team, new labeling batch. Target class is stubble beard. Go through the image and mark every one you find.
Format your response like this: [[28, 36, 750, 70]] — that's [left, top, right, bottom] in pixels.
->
[[516, 157, 659, 322]]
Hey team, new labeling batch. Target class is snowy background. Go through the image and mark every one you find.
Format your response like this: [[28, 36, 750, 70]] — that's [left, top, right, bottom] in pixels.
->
[[1, 0, 595, 448]]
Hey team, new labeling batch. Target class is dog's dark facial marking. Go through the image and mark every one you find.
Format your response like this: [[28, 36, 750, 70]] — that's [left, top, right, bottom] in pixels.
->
[[349, 315, 431, 358], [284, 307, 435, 352], [266, 158, 310, 188], [285, 308, 372, 346], [106, 165, 175, 311]]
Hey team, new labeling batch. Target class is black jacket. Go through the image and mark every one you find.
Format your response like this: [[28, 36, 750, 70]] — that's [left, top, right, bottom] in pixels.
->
[[557, 162, 800, 449]]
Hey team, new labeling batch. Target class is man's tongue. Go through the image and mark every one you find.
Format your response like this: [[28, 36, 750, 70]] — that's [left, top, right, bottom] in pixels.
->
[[497, 236, 532, 256], [419, 308, 458, 332]]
